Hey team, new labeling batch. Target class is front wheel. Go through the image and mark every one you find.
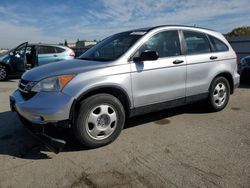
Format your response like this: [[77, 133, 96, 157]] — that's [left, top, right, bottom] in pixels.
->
[[0, 65, 8, 81], [73, 94, 125, 148], [208, 77, 230, 112]]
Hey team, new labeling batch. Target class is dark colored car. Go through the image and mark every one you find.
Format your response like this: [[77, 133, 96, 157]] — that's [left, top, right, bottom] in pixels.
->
[[239, 56, 250, 81], [0, 42, 75, 81]]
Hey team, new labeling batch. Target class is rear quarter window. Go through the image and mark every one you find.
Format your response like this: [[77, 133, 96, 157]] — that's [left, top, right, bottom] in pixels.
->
[[209, 35, 229, 52], [55, 47, 65, 53]]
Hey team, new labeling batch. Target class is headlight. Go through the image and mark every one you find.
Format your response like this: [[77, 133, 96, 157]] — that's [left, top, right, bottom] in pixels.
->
[[31, 75, 75, 92]]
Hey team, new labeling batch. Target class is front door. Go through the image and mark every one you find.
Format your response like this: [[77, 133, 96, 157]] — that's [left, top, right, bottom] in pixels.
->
[[10, 42, 28, 72], [131, 30, 186, 107]]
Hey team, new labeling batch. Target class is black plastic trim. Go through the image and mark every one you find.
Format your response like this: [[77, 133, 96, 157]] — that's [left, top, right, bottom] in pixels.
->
[[75, 85, 132, 108], [129, 93, 209, 117]]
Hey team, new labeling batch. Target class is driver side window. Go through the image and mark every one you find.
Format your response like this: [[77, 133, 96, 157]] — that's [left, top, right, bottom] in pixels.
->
[[15, 46, 26, 55], [135, 30, 181, 58]]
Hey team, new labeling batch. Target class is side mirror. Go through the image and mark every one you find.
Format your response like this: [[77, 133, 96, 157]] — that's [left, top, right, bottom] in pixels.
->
[[133, 51, 159, 62]]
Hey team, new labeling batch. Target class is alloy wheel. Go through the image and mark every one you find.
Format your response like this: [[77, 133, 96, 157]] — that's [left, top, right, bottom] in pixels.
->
[[86, 104, 117, 140], [0, 66, 7, 80], [213, 82, 227, 107]]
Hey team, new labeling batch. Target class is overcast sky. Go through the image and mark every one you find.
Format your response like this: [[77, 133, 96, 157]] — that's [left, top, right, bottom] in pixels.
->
[[0, 0, 250, 48]]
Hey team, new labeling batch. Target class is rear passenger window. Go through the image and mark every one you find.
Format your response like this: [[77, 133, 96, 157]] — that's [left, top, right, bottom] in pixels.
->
[[55, 47, 65, 53], [209, 36, 228, 52], [38, 46, 56, 54], [137, 30, 181, 58], [183, 31, 211, 54]]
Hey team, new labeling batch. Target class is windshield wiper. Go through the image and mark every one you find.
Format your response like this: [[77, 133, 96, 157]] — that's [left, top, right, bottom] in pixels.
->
[[78, 57, 94, 60]]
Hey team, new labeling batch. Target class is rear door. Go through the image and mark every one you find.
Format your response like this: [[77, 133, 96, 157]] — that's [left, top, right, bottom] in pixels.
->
[[37, 45, 57, 66], [182, 30, 216, 97], [131, 30, 186, 107], [10, 42, 28, 72], [54, 47, 67, 61]]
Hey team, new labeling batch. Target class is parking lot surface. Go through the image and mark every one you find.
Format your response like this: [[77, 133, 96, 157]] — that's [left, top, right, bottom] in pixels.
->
[[0, 79, 249, 187]]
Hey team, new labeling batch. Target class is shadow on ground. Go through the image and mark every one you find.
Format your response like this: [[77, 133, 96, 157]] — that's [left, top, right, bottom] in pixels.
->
[[1, 82, 248, 160], [0, 111, 50, 160], [0, 101, 211, 160], [239, 70, 250, 88], [239, 80, 250, 89]]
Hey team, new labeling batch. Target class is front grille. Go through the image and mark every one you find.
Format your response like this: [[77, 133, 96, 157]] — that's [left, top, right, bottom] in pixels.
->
[[18, 79, 37, 100]]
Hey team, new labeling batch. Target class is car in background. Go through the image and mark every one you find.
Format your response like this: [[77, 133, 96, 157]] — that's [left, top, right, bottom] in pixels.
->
[[0, 42, 75, 81], [238, 56, 250, 81]]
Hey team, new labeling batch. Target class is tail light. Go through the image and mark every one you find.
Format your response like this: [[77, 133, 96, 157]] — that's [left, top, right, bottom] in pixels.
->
[[69, 50, 75, 57]]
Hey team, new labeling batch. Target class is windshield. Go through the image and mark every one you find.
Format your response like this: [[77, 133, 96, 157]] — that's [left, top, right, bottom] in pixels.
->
[[78, 31, 146, 61]]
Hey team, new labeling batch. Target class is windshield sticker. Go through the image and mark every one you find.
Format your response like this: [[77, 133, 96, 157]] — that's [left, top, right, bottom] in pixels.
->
[[130, 31, 146, 35]]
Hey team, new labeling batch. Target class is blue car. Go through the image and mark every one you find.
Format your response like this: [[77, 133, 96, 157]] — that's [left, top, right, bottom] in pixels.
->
[[0, 42, 75, 81]]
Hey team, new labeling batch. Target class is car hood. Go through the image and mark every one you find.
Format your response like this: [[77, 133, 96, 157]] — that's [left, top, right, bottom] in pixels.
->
[[22, 59, 111, 81]]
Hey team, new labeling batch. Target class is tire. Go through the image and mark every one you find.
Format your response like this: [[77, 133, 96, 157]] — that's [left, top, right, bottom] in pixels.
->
[[73, 94, 125, 148], [0, 64, 8, 81], [208, 77, 230, 112]]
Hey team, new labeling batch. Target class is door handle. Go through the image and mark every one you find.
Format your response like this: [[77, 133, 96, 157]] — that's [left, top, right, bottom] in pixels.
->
[[173, 60, 184, 64], [53, 54, 58, 57], [210, 56, 218, 60]]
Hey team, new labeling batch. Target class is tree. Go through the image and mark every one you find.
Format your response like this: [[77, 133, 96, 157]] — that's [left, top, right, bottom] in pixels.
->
[[64, 40, 68, 46], [226, 26, 250, 37]]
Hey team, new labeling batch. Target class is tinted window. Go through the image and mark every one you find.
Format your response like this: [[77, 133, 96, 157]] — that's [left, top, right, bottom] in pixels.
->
[[209, 36, 228, 52], [55, 47, 65, 53], [38, 46, 56, 54], [183, 31, 211, 54], [136, 30, 181, 58]]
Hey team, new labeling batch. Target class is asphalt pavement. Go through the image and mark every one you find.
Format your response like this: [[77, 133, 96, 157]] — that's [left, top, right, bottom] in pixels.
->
[[0, 79, 249, 187]]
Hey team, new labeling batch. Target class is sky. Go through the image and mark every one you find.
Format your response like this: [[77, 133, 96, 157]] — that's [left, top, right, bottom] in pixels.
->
[[0, 0, 250, 48]]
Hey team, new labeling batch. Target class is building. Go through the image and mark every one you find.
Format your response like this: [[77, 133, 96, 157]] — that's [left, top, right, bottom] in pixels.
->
[[67, 42, 76, 49], [0, 49, 8, 54], [76, 40, 97, 48], [226, 36, 250, 61]]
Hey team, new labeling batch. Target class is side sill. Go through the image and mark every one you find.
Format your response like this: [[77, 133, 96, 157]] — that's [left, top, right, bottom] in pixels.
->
[[129, 93, 209, 117], [129, 98, 185, 117], [185, 93, 209, 104]]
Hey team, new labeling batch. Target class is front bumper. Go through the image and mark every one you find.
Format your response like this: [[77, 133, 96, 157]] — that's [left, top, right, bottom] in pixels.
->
[[10, 90, 74, 124], [10, 90, 74, 153]]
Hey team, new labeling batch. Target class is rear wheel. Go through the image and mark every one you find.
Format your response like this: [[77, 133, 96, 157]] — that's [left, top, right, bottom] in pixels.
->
[[208, 77, 230, 111], [73, 94, 125, 148], [0, 65, 8, 81]]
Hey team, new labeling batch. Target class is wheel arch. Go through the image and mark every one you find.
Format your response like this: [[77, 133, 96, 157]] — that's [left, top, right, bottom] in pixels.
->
[[210, 72, 234, 94], [69, 85, 132, 124]]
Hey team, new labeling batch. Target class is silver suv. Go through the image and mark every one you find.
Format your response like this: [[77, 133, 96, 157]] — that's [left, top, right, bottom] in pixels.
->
[[10, 25, 240, 150]]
